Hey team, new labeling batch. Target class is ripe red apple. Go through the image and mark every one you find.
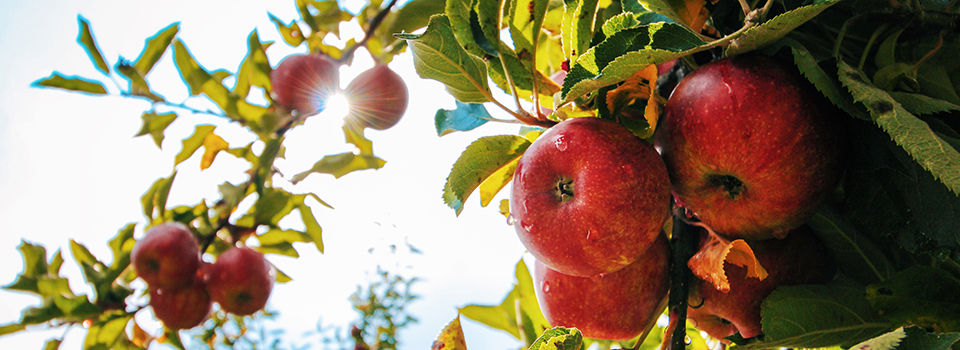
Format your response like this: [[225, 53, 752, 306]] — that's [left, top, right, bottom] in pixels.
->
[[534, 235, 669, 340], [270, 53, 340, 116], [344, 64, 408, 130], [205, 247, 274, 315], [149, 277, 211, 330], [687, 227, 835, 340], [131, 222, 200, 290], [511, 117, 671, 277], [655, 55, 842, 239]]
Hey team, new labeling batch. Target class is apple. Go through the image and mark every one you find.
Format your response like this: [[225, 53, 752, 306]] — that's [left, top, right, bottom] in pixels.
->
[[270, 53, 340, 116], [149, 277, 211, 330], [534, 235, 669, 340], [654, 55, 842, 239], [131, 222, 200, 290], [687, 226, 835, 340], [344, 64, 408, 130], [205, 247, 274, 315], [511, 117, 671, 277]]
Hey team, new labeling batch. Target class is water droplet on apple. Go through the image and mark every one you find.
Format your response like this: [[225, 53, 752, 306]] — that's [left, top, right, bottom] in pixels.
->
[[506, 214, 515, 225], [554, 136, 568, 151], [521, 221, 535, 233], [542, 281, 551, 293]]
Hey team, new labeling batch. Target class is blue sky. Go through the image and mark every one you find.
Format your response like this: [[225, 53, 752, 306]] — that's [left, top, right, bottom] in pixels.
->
[[0, 1, 529, 348]]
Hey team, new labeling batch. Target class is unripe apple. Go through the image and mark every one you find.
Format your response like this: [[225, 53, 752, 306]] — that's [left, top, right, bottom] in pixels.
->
[[534, 235, 669, 340], [344, 64, 408, 130], [687, 227, 835, 340], [512, 117, 671, 277], [655, 55, 842, 239], [149, 277, 211, 330], [270, 53, 340, 116], [205, 247, 274, 316], [131, 222, 200, 290]]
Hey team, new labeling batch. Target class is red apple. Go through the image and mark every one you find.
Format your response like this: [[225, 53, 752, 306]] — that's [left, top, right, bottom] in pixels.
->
[[270, 53, 340, 116], [344, 64, 408, 130], [149, 277, 211, 330], [655, 55, 842, 239], [131, 222, 200, 290], [205, 247, 274, 315], [534, 235, 669, 340], [687, 227, 835, 340], [512, 117, 671, 277]]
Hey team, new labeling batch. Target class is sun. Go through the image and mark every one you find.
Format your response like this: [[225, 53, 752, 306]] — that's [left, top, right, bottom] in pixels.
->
[[320, 92, 350, 119]]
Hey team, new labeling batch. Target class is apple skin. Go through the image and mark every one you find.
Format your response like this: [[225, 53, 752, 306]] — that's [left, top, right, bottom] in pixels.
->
[[655, 55, 842, 239], [534, 235, 669, 341], [131, 222, 200, 290], [687, 226, 835, 340], [205, 247, 274, 316], [270, 53, 340, 116], [149, 277, 211, 330], [511, 117, 671, 277], [345, 64, 408, 130]]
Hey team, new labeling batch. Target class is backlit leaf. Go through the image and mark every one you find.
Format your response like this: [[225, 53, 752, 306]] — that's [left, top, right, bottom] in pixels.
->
[[397, 16, 492, 103], [175, 124, 215, 165], [234, 31, 272, 99], [507, 0, 549, 60], [32, 73, 107, 95], [432, 315, 468, 350], [84, 315, 132, 350], [476, 156, 519, 207], [200, 132, 229, 170], [140, 172, 177, 220], [269, 13, 305, 47], [739, 284, 891, 349], [133, 23, 179, 76], [380, 0, 445, 47], [687, 232, 767, 293], [76, 16, 109, 75], [343, 124, 374, 155], [0, 323, 26, 336], [445, 0, 488, 57], [561, 0, 599, 62], [725, 0, 838, 56], [435, 101, 492, 136], [292, 152, 386, 182], [837, 60, 960, 195], [527, 327, 582, 350], [297, 202, 324, 253], [116, 62, 164, 102], [134, 111, 177, 148], [865, 266, 960, 332], [442, 135, 531, 215], [604, 64, 660, 137], [848, 327, 906, 350]]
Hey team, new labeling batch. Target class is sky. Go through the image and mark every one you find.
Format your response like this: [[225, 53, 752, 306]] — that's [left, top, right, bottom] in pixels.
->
[[0, 0, 530, 348]]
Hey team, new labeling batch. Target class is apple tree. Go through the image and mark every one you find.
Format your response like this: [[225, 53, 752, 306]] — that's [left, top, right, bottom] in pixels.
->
[[4, 0, 960, 349]]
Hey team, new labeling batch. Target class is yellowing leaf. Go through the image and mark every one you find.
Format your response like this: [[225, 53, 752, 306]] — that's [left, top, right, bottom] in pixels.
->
[[605, 64, 660, 136], [443, 135, 531, 215], [687, 229, 768, 292], [432, 315, 467, 350], [499, 199, 511, 220], [477, 157, 520, 207], [200, 132, 228, 170]]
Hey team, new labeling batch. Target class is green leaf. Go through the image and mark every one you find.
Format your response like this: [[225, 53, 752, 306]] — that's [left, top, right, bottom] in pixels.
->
[[561, 0, 600, 62], [898, 326, 960, 350], [514, 259, 550, 337], [275, 266, 293, 283], [343, 124, 374, 155], [269, 13, 305, 47], [397, 15, 492, 103], [725, 0, 839, 56], [460, 286, 522, 339], [48, 250, 64, 276], [889, 92, 960, 116], [0, 323, 26, 336], [69, 240, 104, 279], [297, 202, 324, 253], [866, 266, 960, 332], [292, 152, 386, 182], [4, 241, 49, 294], [76, 16, 110, 75], [445, 0, 488, 58], [561, 23, 704, 103], [106, 224, 136, 279], [508, 0, 549, 60], [527, 327, 582, 350], [874, 29, 902, 69], [917, 63, 960, 105], [133, 23, 179, 76], [257, 242, 299, 258], [258, 229, 312, 245], [140, 172, 177, 220], [380, 0, 445, 45], [32, 73, 107, 95], [116, 62, 164, 102], [43, 338, 62, 350], [237, 187, 294, 227], [84, 315, 132, 350], [807, 206, 892, 284], [218, 181, 250, 210], [435, 101, 492, 136], [134, 111, 177, 148], [432, 315, 468, 349], [175, 124, 216, 165], [739, 284, 892, 349], [837, 60, 960, 195], [782, 38, 867, 120], [848, 327, 906, 350], [234, 30, 272, 99], [442, 135, 531, 215]]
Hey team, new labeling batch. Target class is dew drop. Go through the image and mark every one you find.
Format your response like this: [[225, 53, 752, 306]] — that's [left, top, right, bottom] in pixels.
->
[[542, 281, 551, 293], [554, 136, 568, 151]]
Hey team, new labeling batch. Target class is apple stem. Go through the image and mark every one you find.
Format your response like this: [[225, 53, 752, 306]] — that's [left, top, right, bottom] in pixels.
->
[[665, 208, 700, 350]]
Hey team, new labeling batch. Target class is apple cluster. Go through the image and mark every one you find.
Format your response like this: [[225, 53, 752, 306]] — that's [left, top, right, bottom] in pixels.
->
[[131, 222, 274, 329], [270, 53, 409, 130], [512, 55, 841, 342]]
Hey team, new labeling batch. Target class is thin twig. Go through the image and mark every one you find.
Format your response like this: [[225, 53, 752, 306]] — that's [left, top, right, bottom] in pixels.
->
[[339, 0, 399, 64]]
